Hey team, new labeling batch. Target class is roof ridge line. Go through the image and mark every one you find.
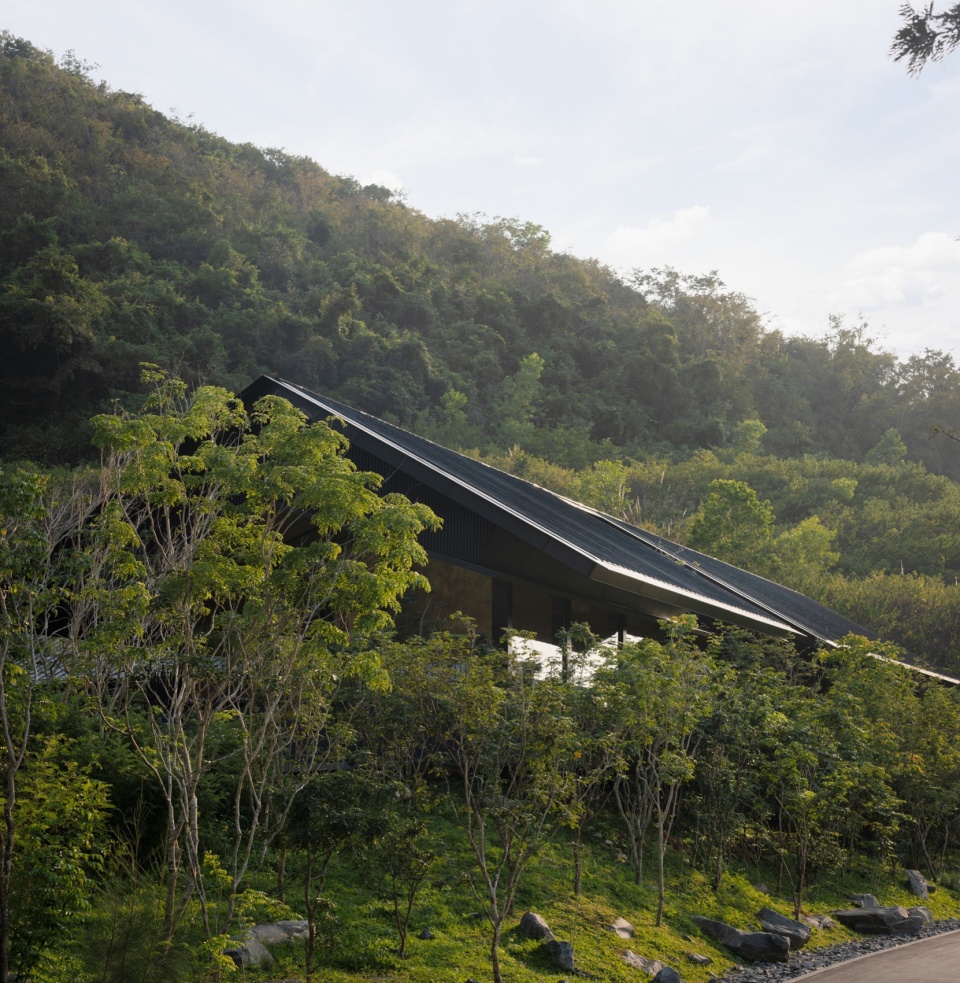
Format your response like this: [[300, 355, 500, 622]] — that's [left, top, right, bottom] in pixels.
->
[[566, 499, 830, 645]]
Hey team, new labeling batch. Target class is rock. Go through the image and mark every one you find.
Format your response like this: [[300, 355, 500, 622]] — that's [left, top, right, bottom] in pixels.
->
[[419, 927, 435, 939], [518, 910, 553, 940], [685, 952, 713, 965], [803, 914, 836, 930], [545, 939, 575, 971], [222, 938, 274, 969], [908, 906, 933, 924], [652, 969, 682, 983], [754, 883, 771, 895], [249, 920, 309, 944], [905, 868, 930, 899], [606, 916, 635, 939], [691, 916, 790, 963], [891, 915, 927, 936], [224, 919, 316, 970], [847, 893, 880, 908], [832, 905, 925, 935], [757, 906, 812, 949], [621, 950, 663, 974]]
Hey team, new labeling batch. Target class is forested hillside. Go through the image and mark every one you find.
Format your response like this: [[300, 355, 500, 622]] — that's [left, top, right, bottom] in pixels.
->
[[3, 33, 960, 669]]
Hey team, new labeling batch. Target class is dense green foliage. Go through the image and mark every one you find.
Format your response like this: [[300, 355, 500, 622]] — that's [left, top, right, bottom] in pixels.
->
[[3, 33, 960, 477]]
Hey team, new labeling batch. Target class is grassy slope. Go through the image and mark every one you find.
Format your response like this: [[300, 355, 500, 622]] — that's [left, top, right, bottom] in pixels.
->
[[243, 810, 960, 983]]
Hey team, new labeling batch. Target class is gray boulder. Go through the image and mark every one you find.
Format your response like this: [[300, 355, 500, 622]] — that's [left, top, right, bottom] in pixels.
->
[[518, 910, 553, 940], [891, 914, 927, 936], [545, 939, 575, 971], [757, 906, 812, 950], [685, 952, 713, 965], [224, 918, 315, 969], [847, 893, 880, 908], [222, 938, 274, 969], [249, 919, 309, 944], [621, 950, 663, 974], [691, 916, 790, 963], [908, 905, 933, 924], [802, 914, 836, 930], [652, 969, 683, 983], [606, 916, 635, 939], [905, 868, 930, 899], [832, 905, 925, 936]]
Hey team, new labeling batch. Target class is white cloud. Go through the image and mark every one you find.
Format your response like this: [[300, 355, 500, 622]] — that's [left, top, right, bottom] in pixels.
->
[[834, 232, 960, 309], [512, 155, 545, 167], [808, 232, 960, 357], [604, 206, 713, 268], [367, 169, 405, 193]]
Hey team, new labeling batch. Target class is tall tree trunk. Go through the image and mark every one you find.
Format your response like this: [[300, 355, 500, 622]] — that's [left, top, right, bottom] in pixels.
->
[[794, 842, 807, 920], [304, 852, 316, 981], [162, 809, 181, 943], [1, 758, 15, 983], [277, 846, 286, 903], [572, 825, 583, 898], [656, 806, 666, 928], [490, 920, 503, 983]]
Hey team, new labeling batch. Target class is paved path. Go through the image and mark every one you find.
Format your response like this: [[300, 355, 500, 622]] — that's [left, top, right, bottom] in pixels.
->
[[792, 928, 960, 982]]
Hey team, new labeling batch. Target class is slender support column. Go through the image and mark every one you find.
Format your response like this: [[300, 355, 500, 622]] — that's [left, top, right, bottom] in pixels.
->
[[492, 579, 513, 648], [555, 597, 572, 680]]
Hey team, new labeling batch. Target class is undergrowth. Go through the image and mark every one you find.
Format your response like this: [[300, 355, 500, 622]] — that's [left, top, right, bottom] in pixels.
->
[[74, 805, 960, 983]]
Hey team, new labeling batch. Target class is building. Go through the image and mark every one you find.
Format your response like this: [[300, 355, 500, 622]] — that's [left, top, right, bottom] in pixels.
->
[[239, 375, 908, 672]]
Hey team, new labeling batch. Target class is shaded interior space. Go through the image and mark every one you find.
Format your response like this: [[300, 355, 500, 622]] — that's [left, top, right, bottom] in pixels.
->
[[396, 555, 672, 652]]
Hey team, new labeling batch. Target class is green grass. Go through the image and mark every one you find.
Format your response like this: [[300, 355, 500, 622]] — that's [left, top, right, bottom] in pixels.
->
[[216, 811, 960, 983]]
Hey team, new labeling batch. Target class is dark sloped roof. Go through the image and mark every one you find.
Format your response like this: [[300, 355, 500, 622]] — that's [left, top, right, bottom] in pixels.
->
[[243, 376, 871, 647], [587, 510, 872, 643]]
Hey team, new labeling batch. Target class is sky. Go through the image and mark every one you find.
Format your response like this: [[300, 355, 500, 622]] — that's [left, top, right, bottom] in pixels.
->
[[5, 0, 960, 359]]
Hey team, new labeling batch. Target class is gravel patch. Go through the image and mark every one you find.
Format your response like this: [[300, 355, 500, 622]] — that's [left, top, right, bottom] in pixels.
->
[[708, 919, 960, 982]]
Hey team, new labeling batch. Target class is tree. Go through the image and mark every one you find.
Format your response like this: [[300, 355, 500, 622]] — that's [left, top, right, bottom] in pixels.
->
[[553, 629, 618, 899], [894, 681, 960, 872], [757, 640, 904, 921], [865, 428, 908, 466], [283, 769, 380, 980], [596, 617, 717, 926], [79, 368, 439, 941], [414, 630, 576, 983], [0, 465, 106, 983], [496, 353, 545, 448], [372, 815, 437, 958], [892, 4, 960, 74], [3, 739, 108, 979], [687, 479, 775, 571], [688, 631, 794, 891]]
